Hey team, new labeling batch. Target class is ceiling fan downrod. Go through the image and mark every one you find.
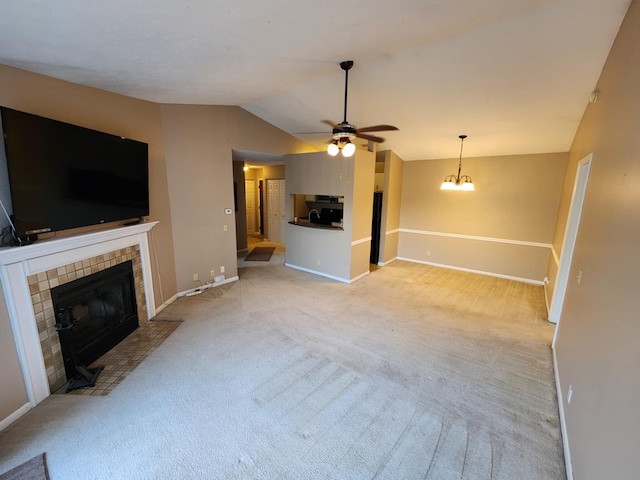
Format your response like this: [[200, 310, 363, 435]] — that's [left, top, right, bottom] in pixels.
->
[[341, 60, 354, 124]]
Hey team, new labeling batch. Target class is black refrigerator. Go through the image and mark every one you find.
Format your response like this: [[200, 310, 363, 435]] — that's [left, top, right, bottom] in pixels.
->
[[370, 192, 383, 264]]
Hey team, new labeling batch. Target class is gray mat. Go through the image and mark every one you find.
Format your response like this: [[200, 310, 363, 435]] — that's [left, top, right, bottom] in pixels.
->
[[244, 246, 275, 261], [0, 453, 49, 480]]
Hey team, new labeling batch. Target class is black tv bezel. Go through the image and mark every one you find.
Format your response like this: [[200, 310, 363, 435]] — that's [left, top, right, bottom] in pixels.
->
[[1, 107, 150, 243]]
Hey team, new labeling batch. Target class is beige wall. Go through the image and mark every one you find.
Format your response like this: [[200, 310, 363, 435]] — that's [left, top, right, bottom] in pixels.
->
[[398, 152, 567, 282], [378, 150, 404, 264], [285, 151, 353, 280], [551, 1, 640, 478], [0, 64, 177, 307], [0, 287, 27, 421], [233, 161, 248, 252], [161, 105, 312, 292], [161, 105, 237, 291], [285, 149, 373, 282], [350, 149, 375, 279]]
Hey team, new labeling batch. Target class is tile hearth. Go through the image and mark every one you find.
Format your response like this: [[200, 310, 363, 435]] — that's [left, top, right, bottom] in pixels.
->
[[56, 319, 182, 396]]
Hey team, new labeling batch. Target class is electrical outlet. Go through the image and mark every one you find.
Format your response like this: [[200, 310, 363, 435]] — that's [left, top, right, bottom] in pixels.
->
[[577, 269, 583, 284], [223, 224, 228, 231], [210, 269, 215, 277], [426, 250, 431, 256], [317, 259, 321, 265], [220, 266, 225, 273], [193, 273, 198, 281]]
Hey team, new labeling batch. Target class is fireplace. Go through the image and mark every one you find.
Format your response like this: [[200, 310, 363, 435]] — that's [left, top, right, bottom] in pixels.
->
[[0, 221, 157, 409], [51, 261, 139, 389]]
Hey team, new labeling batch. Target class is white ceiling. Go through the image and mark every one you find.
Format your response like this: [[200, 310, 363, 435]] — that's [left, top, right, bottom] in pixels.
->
[[0, 0, 631, 160]]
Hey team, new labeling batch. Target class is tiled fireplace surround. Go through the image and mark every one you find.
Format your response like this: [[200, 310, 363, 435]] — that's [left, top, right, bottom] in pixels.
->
[[0, 222, 157, 409], [30, 245, 148, 392]]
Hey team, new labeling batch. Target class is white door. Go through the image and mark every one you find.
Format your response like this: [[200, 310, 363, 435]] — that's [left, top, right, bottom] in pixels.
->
[[267, 179, 278, 242], [278, 179, 286, 243], [266, 179, 285, 244], [245, 180, 255, 235]]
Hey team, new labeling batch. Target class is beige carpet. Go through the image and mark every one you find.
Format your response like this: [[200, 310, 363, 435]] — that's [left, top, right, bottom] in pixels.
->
[[0, 261, 565, 479]]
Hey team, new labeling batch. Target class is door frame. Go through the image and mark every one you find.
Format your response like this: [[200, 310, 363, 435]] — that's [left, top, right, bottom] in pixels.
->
[[258, 179, 264, 235], [550, 153, 592, 343]]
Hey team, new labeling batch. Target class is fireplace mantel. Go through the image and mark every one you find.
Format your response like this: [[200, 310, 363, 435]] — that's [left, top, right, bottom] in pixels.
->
[[0, 222, 158, 408]]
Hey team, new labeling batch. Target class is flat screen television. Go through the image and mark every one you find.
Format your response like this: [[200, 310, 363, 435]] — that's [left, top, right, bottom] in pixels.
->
[[1, 107, 149, 243]]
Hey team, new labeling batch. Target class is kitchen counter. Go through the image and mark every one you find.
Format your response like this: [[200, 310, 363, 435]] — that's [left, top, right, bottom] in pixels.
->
[[289, 221, 343, 231]]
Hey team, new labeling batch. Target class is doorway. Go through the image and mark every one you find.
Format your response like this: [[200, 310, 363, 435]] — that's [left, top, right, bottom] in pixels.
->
[[550, 153, 593, 343], [258, 179, 264, 235], [245, 180, 256, 235], [370, 191, 383, 264], [266, 179, 286, 244]]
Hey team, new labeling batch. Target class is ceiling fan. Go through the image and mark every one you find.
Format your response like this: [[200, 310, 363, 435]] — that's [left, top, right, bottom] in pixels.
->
[[324, 60, 398, 157]]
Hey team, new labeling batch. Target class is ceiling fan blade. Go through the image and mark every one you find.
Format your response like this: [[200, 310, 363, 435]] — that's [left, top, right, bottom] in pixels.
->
[[355, 124, 399, 133], [321, 119, 341, 129], [355, 132, 385, 143]]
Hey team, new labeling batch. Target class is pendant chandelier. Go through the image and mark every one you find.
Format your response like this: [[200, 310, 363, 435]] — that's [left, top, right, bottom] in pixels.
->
[[440, 135, 475, 191]]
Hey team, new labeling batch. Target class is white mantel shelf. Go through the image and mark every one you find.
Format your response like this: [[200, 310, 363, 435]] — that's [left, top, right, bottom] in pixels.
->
[[0, 221, 158, 410], [0, 221, 158, 267]]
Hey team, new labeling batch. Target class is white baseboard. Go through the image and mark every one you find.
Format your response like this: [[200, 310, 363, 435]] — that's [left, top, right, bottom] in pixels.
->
[[177, 276, 239, 297], [0, 403, 30, 433], [377, 257, 398, 267], [284, 263, 350, 284], [553, 347, 573, 480], [154, 294, 178, 315], [350, 270, 370, 283], [543, 282, 552, 321], [396, 257, 545, 285]]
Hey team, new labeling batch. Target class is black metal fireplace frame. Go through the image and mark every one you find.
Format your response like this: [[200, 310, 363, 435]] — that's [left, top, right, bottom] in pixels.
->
[[51, 260, 139, 391]]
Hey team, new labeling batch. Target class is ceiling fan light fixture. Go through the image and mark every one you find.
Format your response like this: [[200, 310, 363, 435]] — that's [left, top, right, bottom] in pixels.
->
[[342, 141, 356, 157], [322, 61, 398, 150], [327, 141, 340, 156]]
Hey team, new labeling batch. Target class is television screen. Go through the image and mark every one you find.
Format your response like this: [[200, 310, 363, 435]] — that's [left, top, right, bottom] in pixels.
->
[[1, 107, 149, 240]]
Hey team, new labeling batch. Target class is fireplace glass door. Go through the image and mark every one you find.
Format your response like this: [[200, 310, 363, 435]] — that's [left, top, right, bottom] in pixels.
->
[[51, 260, 139, 379]]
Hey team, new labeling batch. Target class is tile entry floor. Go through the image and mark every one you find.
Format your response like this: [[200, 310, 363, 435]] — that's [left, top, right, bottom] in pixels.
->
[[55, 319, 182, 396]]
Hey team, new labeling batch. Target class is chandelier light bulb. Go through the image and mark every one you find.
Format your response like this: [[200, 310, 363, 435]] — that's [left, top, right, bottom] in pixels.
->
[[460, 180, 475, 191], [327, 142, 340, 156]]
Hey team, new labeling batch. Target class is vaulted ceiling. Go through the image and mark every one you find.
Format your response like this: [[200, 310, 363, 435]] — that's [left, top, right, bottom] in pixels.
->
[[0, 0, 631, 160]]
